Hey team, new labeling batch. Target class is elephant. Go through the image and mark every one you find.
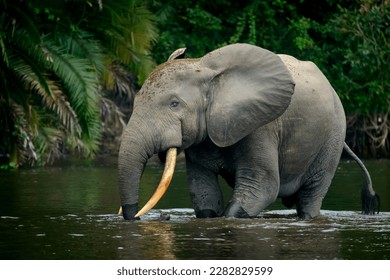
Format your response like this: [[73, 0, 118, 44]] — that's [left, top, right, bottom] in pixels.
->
[[118, 43, 379, 220]]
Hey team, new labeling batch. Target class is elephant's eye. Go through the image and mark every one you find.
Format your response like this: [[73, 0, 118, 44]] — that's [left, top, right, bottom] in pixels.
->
[[170, 100, 179, 108]]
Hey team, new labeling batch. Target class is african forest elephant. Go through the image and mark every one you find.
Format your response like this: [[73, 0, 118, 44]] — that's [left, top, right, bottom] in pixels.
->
[[118, 43, 379, 220]]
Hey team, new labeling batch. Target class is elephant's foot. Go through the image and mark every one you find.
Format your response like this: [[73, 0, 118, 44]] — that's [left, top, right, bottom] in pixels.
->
[[223, 201, 252, 218], [296, 205, 320, 219]]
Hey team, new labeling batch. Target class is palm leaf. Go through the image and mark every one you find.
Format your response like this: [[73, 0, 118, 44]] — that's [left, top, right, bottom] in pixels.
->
[[89, 0, 158, 82], [10, 102, 38, 165], [1, 0, 159, 165], [44, 80, 82, 135], [57, 30, 106, 75], [9, 48, 82, 136], [0, 14, 10, 67], [43, 35, 101, 155], [35, 127, 66, 165]]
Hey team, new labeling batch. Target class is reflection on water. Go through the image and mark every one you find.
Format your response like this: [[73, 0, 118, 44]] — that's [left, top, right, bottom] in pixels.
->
[[0, 160, 389, 260], [1, 210, 389, 260]]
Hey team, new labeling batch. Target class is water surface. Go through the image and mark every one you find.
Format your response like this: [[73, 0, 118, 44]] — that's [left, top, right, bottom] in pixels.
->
[[0, 159, 389, 259]]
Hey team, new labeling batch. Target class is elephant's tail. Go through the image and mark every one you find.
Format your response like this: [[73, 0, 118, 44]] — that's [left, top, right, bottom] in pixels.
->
[[343, 142, 380, 214]]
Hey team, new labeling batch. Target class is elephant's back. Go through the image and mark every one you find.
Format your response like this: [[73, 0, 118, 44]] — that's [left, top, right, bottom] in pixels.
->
[[278, 54, 345, 135], [276, 55, 346, 179]]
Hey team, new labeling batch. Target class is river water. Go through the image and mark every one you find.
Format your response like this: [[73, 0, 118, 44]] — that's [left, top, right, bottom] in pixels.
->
[[0, 159, 389, 260]]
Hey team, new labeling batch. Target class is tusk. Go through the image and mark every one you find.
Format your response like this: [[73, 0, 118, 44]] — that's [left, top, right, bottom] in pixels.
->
[[118, 206, 122, 215], [135, 148, 177, 218]]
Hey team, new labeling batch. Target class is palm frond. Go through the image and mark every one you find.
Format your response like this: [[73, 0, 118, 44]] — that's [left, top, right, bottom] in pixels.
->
[[100, 96, 126, 134], [90, 0, 158, 83], [44, 80, 82, 135], [35, 127, 65, 165], [111, 63, 136, 100], [43, 34, 101, 155], [0, 14, 10, 67], [9, 50, 82, 136], [99, 96, 126, 154], [10, 102, 37, 165], [57, 30, 106, 75], [1, 0, 158, 165]]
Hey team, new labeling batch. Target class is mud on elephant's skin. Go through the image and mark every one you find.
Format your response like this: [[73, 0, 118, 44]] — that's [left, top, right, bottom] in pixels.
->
[[118, 43, 379, 220]]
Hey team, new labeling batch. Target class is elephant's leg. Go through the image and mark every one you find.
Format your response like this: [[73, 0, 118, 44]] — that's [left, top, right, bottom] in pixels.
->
[[295, 170, 334, 219], [296, 141, 343, 219], [224, 167, 280, 218], [186, 158, 224, 218], [224, 134, 280, 218]]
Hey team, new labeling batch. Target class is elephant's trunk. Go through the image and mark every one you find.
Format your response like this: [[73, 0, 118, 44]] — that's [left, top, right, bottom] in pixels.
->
[[118, 123, 154, 220], [118, 118, 178, 220]]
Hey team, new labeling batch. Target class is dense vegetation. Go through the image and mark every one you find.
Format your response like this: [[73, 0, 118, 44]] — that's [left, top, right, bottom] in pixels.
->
[[0, 0, 157, 167], [1, 0, 388, 168], [149, 0, 389, 157]]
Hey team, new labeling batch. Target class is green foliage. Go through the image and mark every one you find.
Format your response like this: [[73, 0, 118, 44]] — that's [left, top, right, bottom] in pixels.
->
[[147, 0, 388, 157], [149, 0, 227, 63], [149, 0, 388, 116], [323, 0, 389, 114], [223, 5, 257, 46], [0, 0, 158, 167], [149, 0, 297, 62], [0, 1, 102, 166], [83, 0, 158, 83], [1, 0, 388, 163]]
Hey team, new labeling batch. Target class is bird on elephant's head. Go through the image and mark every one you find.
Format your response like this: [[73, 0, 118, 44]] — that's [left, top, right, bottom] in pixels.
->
[[118, 43, 379, 221]]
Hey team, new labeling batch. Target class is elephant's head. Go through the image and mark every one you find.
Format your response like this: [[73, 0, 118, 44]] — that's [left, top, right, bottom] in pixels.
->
[[118, 43, 295, 220]]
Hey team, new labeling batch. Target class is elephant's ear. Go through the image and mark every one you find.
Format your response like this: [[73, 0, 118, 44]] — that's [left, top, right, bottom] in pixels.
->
[[167, 48, 186, 61], [200, 43, 295, 147]]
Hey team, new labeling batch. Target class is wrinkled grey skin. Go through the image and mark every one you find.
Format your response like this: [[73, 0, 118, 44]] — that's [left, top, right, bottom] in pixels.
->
[[118, 43, 378, 220]]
